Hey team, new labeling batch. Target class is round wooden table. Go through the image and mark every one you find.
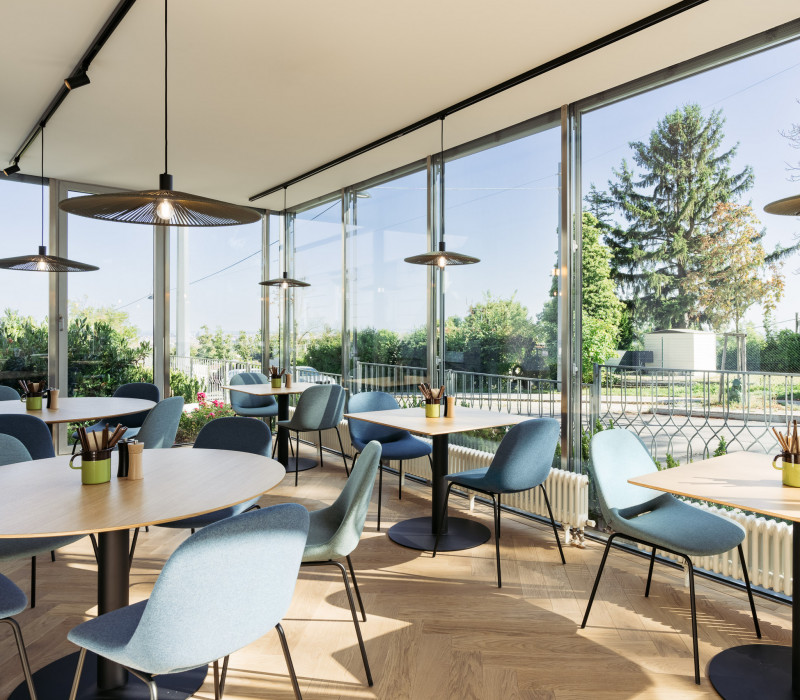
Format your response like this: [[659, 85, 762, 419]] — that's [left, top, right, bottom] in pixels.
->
[[0, 448, 285, 699]]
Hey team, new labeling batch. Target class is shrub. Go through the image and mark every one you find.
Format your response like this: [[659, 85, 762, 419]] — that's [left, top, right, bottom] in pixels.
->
[[175, 392, 237, 443]]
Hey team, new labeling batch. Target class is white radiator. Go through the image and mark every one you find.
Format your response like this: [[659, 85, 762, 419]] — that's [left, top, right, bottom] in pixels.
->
[[314, 417, 592, 541], [636, 502, 793, 596]]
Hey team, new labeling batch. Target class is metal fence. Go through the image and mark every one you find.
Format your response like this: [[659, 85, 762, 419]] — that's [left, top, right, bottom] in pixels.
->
[[169, 356, 259, 400], [590, 363, 799, 463]]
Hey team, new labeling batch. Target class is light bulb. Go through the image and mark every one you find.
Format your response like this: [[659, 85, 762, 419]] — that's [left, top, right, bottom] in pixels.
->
[[281, 281, 288, 289], [37, 259, 47, 271], [437, 255, 447, 268], [156, 198, 175, 221]]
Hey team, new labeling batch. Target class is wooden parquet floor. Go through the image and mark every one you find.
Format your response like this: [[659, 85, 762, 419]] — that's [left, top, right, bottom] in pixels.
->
[[0, 443, 792, 699]]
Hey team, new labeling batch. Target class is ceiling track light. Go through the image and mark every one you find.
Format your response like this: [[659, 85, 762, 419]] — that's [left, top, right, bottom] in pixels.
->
[[2, 162, 20, 176], [58, 0, 259, 227], [64, 70, 91, 90]]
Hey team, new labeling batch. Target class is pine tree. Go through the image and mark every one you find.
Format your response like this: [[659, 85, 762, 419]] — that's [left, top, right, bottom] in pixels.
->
[[604, 104, 753, 330]]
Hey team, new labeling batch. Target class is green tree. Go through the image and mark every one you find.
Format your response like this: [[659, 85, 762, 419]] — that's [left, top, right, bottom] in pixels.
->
[[195, 325, 236, 360], [300, 327, 342, 373], [234, 330, 263, 363], [603, 104, 754, 330]]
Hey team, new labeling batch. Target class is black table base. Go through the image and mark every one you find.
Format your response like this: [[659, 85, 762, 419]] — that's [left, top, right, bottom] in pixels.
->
[[284, 456, 318, 473], [388, 516, 490, 551], [9, 652, 206, 699], [708, 644, 793, 699]]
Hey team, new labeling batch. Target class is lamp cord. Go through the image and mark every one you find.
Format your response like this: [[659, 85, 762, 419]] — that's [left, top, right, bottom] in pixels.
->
[[440, 116, 445, 249], [41, 125, 45, 248], [164, 0, 168, 175]]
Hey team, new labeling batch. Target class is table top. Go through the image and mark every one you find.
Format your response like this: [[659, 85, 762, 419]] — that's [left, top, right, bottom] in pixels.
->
[[223, 381, 316, 397], [343, 406, 531, 437], [0, 449, 285, 537], [629, 451, 800, 523], [0, 396, 156, 425]]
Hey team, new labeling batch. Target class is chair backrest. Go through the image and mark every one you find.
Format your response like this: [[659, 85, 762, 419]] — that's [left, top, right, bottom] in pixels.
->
[[347, 391, 407, 445], [229, 372, 278, 411], [136, 396, 184, 449], [0, 386, 20, 401], [291, 384, 345, 432], [193, 417, 271, 456], [0, 434, 32, 466], [111, 382, 160, 428], [318, 440, 381, 559], [126, 503, 309, 675], [484, 418, 560, 492], [0, 414, 55, 460], [589, 429, 663, 523]]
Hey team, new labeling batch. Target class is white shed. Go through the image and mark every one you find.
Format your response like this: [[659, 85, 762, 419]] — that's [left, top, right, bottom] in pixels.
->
[[643, 329, 717, 371]]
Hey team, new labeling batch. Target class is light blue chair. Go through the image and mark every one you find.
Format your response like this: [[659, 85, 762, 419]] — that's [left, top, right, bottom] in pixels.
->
[[71, 382, 160, 452], [67, 503, 310, 700], [0, 385, 20, 400], [581, 429, 761, 684], [157, 417, 271, 531], [278, 384, 348, 486], [347, 391, 432, 531], [432, 418, 564, 588], [0, 414, 56, 461], [301, 440, 381, 687], [0, 433, 86, 608], [229, 372, 279, 419], [1, 573, 38, 699]]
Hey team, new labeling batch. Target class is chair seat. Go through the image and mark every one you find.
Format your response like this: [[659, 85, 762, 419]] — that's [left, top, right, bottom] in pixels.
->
[[445, 466, 508, 494], [233, 405, 278, 418], [157, 498, 259, 529], [352, 433, 431, 461], [0, 574, 27, 618], [0, 535, 84, 561], [612, 495, 745, 557], [302, 508, 345, 562]]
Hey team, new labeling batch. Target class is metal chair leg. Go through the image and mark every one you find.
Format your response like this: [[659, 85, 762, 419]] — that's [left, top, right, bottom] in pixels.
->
[[334, 426, 350, 476], [376, 458, 382, 532], [491, 494, 502, 588], [275, 623, 303, 700], [581, 533, 617, 628], [738, 544, 761, 638], [686, 556, 701, 685], [30, 556, 35, 608], [2, 617, 38, 700], [129, 528, 140, 568], [126, 667, 158, 700], [90, 534, 99, 562], [295, 432, 300, 487], [333, 560, 373, 685], [213, 659, 222, 700], [432, 483, 456, 558], [50, 550, 55, 563], [318, 431, 324, 469], [540, 484, 566, 565], [645, 546, 657, 597], [346, 554, 367, 622], [220, 654, 229, 697], [398, 460, 403, 500], [68, 647, 87, 700]]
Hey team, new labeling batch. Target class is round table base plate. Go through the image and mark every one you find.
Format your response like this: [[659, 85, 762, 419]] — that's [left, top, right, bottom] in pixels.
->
[[708, 644, 792, 699], [388, 516, 491, 551], [9, 651, 206, 700], [284, 456, 318, 473]]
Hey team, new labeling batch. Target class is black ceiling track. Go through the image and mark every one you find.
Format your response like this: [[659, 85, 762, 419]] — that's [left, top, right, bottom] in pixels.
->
[[249, 0, 709, 203], [6, 0, 137, 170]]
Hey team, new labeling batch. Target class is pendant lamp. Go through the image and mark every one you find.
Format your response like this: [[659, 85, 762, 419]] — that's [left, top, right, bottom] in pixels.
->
[[58, 0, 259, 228], [404, 117, 480, 267], [0, 127, 98, 272], [764, 194, 800, 217], [259, 190, 310, 288]]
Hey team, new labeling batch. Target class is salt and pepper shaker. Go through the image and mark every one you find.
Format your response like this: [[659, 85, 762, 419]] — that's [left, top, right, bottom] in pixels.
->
[[446, 395, 455, 417], [117, 439, 129, 478], [128, 440, 144, 480]]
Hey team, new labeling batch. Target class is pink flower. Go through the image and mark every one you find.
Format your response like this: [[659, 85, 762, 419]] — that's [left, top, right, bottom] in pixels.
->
[[209, 412, 215, 417]]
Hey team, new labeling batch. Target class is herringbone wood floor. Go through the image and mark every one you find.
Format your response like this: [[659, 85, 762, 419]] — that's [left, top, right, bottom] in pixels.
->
[[0, 443, 792, 699]]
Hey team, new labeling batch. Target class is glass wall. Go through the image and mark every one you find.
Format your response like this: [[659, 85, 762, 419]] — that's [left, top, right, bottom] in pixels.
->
[[0, 178, 50, 390], [291, 197, 343, 380]]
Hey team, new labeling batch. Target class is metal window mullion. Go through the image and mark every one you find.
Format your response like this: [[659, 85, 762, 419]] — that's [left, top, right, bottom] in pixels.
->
[[51, 178, 68, 453], [261, 213, 269, 373], [284, 210, 294, 370], [341, 188, 352, 389], [153, 225, 169, 398]]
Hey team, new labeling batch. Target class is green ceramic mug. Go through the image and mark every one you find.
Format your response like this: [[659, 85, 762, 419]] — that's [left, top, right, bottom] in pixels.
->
[[772, 453, 800, 488], [425, 401, 441, 418], [70, 449, 112, 485], [21, 394, 42, 410], [271, 377, 282, 388]]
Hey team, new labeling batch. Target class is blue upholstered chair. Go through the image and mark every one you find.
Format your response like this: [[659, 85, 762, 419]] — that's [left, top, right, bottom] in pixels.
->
[[278, 384, 348, 486], [71, 382, 160, 452], [1, 574, 38, 699], [157, 417, 271, 531], [581, 429, 761, 684], [0, 385, 20, 401], [0, 433, 86, 608], [347, 391, 432, 531], [229, 372, 278, 419], [67, 503, 310, 700], [301, 440, 381, 686], [0, 413, 56, 460], [432, 418, 564, 588]]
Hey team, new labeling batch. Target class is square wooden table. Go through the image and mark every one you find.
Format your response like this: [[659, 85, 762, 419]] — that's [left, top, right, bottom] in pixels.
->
[[629, 451, 800, 699], [344, 406, 530, 551]]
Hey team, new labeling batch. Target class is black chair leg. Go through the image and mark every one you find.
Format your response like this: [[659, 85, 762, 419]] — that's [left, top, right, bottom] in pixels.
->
[[220, 654, 229, 696], [432, 483, 456, 557], [686, 556, 700, 685], [129, 528, 140, 569], [491, 494, 502, 588], [213, 659, 222, 700], [275, 623, 303, 700], [346, 554, 367, 622], [398, 460, 403, 500], [30, 556, 35, 609], [581, 533, 617, 628], [540, 484, 566, 565], [334, 426, 350, 476], [318, 431, 324, 469], [295, 432, 300, 487], [376, 458, 382, 532], [334, 560, 373, 686], [50, 550, 56, 563], [645, 547, 657, 597], [738, 544, 761, 638], [1, 617, 37, 700], [90, 534, 99, 563]]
